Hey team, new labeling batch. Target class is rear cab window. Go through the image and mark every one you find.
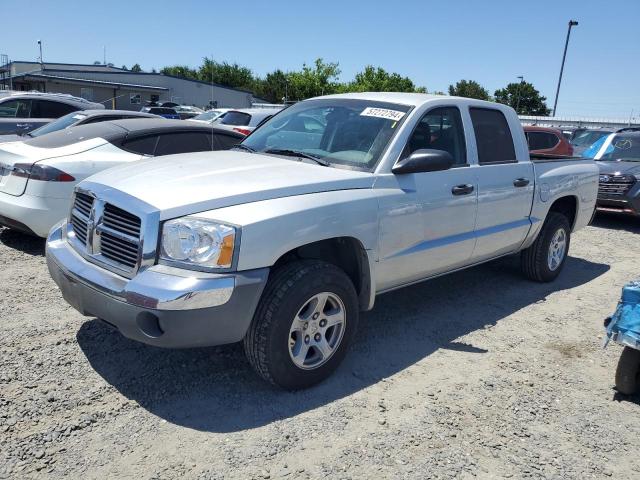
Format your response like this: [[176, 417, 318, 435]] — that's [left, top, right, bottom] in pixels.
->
[[470, 108, 516, 164], [526, 131, 559, 150]]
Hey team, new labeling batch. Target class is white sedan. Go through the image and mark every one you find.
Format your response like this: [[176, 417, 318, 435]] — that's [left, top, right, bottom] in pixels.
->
[[0, 119, 243, 237]]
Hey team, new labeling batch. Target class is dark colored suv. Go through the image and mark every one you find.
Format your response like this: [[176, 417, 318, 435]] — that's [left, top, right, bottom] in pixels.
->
[[0, 92, 104, 135], [584, 131, 640, 216]]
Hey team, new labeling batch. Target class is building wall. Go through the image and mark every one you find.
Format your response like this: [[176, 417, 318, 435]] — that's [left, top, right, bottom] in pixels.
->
[[56, 71, 254, 109], [9, 62, 256, 110]]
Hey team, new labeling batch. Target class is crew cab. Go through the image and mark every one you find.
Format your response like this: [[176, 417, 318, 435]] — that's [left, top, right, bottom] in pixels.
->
[[46, 93, 599, 389]]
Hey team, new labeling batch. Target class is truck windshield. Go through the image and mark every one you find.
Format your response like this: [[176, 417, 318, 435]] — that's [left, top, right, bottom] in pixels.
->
[[240, 98, 412, 171]]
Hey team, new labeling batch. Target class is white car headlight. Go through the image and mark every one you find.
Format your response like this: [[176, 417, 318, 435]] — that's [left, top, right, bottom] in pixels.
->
[[160, 218, 237, 270]]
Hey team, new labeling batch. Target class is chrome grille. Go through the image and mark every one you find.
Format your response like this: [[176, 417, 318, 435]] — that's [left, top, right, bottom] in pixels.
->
[[98, 203, 141, 269], [68, 189, 145, 275], [598, 176, 635, 197], [70, 192, 93, 245]]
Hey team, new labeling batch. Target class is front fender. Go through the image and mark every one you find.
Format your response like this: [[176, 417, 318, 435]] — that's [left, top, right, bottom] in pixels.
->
[[191, 189, 380, 272]]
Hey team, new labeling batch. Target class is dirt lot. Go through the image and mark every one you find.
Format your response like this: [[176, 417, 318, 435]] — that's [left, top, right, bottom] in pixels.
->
[[1, 214, 640, 479]]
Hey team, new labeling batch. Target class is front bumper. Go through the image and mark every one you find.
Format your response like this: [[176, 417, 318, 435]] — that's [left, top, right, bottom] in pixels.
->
[[46, 222, 269, 348], [0, 192, 70, 237], [596, 182, 640, 216]]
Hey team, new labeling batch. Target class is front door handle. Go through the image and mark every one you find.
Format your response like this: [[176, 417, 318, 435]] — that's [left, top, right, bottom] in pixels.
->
[[513, 178, 530, 187], [452, 184, 474, 196], [16, 123, 31, 129]]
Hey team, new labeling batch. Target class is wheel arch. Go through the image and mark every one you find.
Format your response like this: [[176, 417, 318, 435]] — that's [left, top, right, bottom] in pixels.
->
[[271, 236, 375, 311]]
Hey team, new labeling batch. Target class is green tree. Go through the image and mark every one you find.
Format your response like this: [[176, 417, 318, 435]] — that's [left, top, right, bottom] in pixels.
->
[[121, 65, 128, 70], [198, 58, 254, 89], [160, 65, 198, 80], [254, 69, 289, 103], [448, 79, 490, 100], [494, 81, 550, 115], [130, 63, 143, 73], [286, 58, 341, 100], [344, 66, 426, 93]]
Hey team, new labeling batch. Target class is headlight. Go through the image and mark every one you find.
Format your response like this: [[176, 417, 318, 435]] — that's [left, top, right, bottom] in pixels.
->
[[160, 218, 237, 270]]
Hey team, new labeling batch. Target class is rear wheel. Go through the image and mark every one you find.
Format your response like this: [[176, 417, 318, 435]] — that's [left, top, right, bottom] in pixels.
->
[[615, 347, 640, 395], [521, 212, 571, 282], [244, 260, 359, 390]]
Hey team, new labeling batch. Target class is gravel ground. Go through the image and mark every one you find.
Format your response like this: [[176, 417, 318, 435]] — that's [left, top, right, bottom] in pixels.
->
[[1, 213, 640, 479]]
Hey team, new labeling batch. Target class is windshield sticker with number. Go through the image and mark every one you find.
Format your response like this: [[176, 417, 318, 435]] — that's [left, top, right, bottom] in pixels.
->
[[360, 107, 406, 122]]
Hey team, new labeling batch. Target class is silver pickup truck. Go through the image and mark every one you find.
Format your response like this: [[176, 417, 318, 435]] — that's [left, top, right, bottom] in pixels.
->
[[46, 93, 598, 389]]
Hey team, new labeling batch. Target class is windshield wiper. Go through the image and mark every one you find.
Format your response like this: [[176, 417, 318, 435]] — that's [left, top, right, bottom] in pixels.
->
[[264, 148, 330, 166], [231, 144, 256, 153]]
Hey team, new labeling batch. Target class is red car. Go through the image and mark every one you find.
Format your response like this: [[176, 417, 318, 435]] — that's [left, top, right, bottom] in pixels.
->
[[524, 126, 574, 156]]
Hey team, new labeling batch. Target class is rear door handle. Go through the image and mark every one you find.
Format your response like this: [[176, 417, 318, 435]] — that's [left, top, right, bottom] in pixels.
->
[[513, 178, 530, 187], [16, 123, 31, 129], [452, 184, 474, 196]]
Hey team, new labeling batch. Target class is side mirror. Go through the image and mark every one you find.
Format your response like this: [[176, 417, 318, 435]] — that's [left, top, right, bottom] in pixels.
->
[[392, 149, 454, 174]]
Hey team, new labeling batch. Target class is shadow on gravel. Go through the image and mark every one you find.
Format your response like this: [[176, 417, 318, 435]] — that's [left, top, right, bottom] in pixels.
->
[[76, 254, 609, 433], [0, 227, 45, 256], [590, 212, 640, 234]]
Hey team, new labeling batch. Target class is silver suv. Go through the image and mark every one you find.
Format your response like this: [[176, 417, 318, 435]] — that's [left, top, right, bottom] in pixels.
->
[[0, 91, 104, 135]]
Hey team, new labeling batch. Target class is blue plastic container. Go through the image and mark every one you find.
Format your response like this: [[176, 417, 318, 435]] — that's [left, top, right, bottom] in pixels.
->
[[606, 280, 640, 348]]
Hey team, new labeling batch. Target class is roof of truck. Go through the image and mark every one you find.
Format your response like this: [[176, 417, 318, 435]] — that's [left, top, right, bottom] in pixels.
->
[[313, 92, 504, 109]]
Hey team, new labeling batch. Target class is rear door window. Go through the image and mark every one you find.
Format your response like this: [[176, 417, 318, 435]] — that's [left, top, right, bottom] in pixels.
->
[[526, 131, 559, 150], [0, 99, 32, 118], [155, 132, 213, 156], [121, 135, 160, 155], [31, 100, 78, 119], [470, 108, 516, 164], [220, 111, 251, 126]]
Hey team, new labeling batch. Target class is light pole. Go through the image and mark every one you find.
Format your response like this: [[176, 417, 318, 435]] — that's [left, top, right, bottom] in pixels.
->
[[515, 76, 524, 114], [552, 20, 578, 117], [37, 40, 44, 69]]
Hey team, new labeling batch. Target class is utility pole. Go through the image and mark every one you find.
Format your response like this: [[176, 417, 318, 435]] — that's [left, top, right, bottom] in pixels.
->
[[552, 20, 578, 117], [103, 46, 106, 66], [37, 40, 44, 70], [515, 76, 524, 114]]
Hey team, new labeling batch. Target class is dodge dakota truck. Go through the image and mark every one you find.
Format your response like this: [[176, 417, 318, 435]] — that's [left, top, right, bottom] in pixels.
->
[[46, 93, 599, 389]]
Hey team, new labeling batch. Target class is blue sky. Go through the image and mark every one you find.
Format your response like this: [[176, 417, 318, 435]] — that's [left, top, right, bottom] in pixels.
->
[[7, 0, 640, 118]]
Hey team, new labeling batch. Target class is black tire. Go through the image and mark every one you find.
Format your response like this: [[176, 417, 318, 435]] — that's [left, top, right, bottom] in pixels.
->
[[244, 260, 359, 390], [615, 347, 640, 395], [521, 212, 571, 282]]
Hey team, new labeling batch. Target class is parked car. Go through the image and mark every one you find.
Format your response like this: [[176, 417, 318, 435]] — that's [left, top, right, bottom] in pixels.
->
[[140, 106, 180, 119], [214, 108, 283, 135], [582, 130, 640, 216], [172, 105, 205, 120], [188, 108, 232, 124], [46, 93, 598, 389], [0, 119, 243, 236], [523, 126, 573, 156], [0, 109, 160, 143], [570, 128, 615, 156], [0, 92, 104, 136]]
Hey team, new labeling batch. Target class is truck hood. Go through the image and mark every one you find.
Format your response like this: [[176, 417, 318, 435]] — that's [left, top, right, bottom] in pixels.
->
[[596, 160, 640, 176], [82, 151, 375, 218]]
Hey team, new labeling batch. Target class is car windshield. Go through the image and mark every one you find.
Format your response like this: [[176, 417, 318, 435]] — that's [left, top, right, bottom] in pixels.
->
[[596, 134, 640, 162], [193, 110, 223, 122], [240, 98, 412, 171], [571, 129, 612, 147], [27, 112, 87, 137]]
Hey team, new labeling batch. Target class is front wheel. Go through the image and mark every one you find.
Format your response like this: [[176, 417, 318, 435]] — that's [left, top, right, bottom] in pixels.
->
[[521, 212, 571, 282], [244, 260, 359, 390]]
